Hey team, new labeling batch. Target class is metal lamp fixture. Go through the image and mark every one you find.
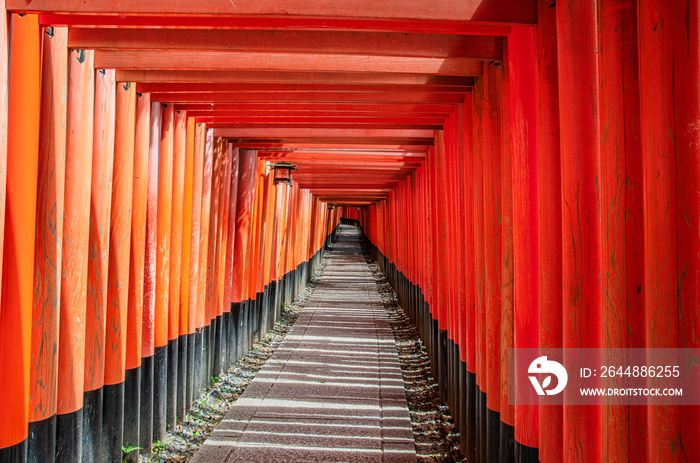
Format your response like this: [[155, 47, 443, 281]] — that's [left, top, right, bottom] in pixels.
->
[[271, 162, 298, 186], [327, 203, 336, 210]]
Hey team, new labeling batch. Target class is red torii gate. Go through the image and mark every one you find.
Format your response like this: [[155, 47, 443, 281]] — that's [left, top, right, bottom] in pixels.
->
[[0, 1, 697, 463]]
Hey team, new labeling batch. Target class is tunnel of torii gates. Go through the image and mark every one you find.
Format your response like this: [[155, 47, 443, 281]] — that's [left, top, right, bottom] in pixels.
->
[[0, 0, 697, 462]]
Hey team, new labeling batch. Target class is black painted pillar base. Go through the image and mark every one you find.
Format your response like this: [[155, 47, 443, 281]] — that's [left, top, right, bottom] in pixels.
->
[[212, 314, 223, 377], [28, 415, 56, 463], [226, 309, 236, 368], [437, 329, 448, 405], [515, 441, 539, 463], [458, 360, 468, 458], [166, 338, 178, 429], [153, 345, 168, 441], [464, 371, 477, 462], [222, 312, 229, 372], [201, 325, 210, 390], [446, 339, 453, 418], [102, 382, 124, 463], [486, 408, 501, 463], [230, 303, 241, 363], [240, 301, 248, 357], [177, 333, 187, 421], [269, 280, 278, 328], [254, 292, 263, 342], [261, 286, 270, 338], [123, 366, 141, 463], [139, 355, 153, 455], [193, 329, 203, 402], [0, 439, 27, 463], [185, 333, 195, 411], [500, 421, 516, 463], [56, 408, 83, 462], [429, 317, 439, 381], [81, 387, 102, 463], [206, 319, 214, 383], [477, 388, 487, 463]]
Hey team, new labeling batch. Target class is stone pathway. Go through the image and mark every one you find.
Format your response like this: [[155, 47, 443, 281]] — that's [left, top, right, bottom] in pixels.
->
[[191, 225, 417, 462]]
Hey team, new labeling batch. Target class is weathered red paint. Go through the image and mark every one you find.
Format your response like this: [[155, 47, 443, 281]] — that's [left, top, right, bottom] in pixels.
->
[[216, 143, 233, 315], [58, 47, 95, 415], [508, 26, 539, 448], [499, 48, 514, 429], [196, 126, 213, 330], [127, 92, 150, 370], [557, 1, 603, 460], [169, 109, 186, 340], [223, 147, 241, 304], [85, 68, 116, 392], [30, 26, 68, 424], [534, 0, 563, 459], [461, 96, 476, 371], [204, 137, 222, 323], [142, 102, 161, 359], [155, 103, 173, 347], [597, 0, 645, 460], [105, 81, 135, 385], [639, 1, 699, 461], [184, 117, 202, 335], [482, 61, 503, 415], [187, 122, 205, 332]]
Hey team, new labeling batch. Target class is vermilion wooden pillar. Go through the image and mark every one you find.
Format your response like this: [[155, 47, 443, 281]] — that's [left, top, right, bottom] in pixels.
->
[[216, 143, 231, 310], [56, 47, 95, 463], [461, 95, 477, 462], [509, 26, 540, 461], [168, 111, 189, 425], [0, 0, 9, 301], [204, 137, 222, 379], [212, 140, 232, 374], [84, 67, 116, 462], [472, 71, 487, 463], [638, 0, 699, 461], [596, 1, 645, 461], [168, 110, 187, 423], [124, 92, 149, 463], [182, 117, 200, 410], [230, 150, 257, 305], [223, 147, 240, 366], [154, 103, 173, 439], [557, 2, 603, 461], [195, 127, 213, 390], [140, 100, 161, 454], [483, 60, 504, 463], [28, 25, 67, 463], [102, 81, 136, 463], [168, 108, 186, 427], [499, 43, 515, 462], [534, 0, 563, 460], [0, 13, 41, 462], [190, 123, 208, 401]]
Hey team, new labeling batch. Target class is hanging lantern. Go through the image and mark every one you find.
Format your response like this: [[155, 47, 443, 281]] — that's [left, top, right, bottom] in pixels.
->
[[328, 203, 336, 210], [271, 162, 298, 186]]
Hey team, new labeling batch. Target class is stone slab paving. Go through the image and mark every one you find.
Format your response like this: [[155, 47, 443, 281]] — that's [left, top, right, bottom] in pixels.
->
[[191, 225, 417, 463]]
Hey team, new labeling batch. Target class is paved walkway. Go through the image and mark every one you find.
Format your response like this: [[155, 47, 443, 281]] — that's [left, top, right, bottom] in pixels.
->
[[191, 225, 417, 462]]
